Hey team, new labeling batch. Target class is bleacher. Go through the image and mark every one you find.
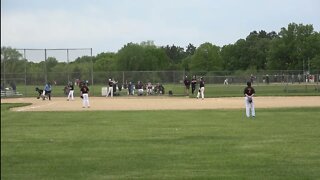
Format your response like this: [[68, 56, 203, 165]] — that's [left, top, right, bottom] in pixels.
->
[[1, 88, 23, 98]]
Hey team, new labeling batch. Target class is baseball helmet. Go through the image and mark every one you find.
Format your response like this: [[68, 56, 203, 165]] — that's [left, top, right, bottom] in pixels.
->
[[247, 82, 251, 86]]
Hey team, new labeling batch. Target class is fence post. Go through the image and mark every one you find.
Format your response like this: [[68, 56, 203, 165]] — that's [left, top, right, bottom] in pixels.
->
[[44, 49, 47, 83], [67, 49, 70, 83], [24, 49, 27, 97], [316, 72, 320, 92], [90, 48, 94, 96]]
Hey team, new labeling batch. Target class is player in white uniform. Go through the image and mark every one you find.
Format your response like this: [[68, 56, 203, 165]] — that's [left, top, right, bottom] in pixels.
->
[[244, 82, 255, 118], [80, 84, 90, 108], [146, 82, 153, 95], [197, 77, 205, 100], [67, 82, 74, 101], [107, 79, 114, 97]]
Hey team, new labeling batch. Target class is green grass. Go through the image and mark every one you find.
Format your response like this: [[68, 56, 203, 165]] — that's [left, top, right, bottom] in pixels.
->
[[1, 103, 320, 179], [8, 83, 320, 98]]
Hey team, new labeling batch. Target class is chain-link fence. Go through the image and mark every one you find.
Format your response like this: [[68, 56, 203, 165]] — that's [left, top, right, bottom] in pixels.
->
[[1, 70, 319, 97], [1, 49, 319, 97]]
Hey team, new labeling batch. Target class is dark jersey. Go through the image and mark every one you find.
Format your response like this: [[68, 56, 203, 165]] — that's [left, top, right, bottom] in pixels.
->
[[81, 85, 89, 94], [199, 80, 205, 88], [108, 81, 113, 87], [191, 78, 197, 86], [69, 85, 74, 90], [36, 88, 43, 95], [137, 83, 144, 89], [184, 79, 191, 87], [244, 87, 255, 96]]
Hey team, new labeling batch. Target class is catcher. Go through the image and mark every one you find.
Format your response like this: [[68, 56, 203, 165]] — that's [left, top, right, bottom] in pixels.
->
[[243, 81, 255, 118], [35, 87, 45, 100]]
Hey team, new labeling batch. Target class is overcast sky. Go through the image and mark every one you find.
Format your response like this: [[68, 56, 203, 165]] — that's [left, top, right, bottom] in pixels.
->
[[2, 0, 320, 56]]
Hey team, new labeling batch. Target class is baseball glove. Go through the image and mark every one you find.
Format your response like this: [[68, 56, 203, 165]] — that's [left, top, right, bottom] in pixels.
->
[[80, 95, 83, 99], [247, 97, 253, 103]]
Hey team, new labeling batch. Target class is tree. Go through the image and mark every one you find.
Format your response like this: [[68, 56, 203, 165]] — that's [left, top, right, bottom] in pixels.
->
[[144, 46, 170, 70], [116, 43, 146, 71], [46, 57, 58, 72], [267, 23, 320, 71], [117, 42, 170, 71], [189, 42, 222, 71], [185, 43, 196, 56], [1, 46, 25, 74], [221, 39, 248, 71], [161, 44, 186, 69], [221, 30, 275, 71], [94, 52, 117, 71], [245, 31, 271, 70]]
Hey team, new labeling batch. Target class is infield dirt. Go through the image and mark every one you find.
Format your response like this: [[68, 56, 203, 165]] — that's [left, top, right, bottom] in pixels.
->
[[1, 96, 320, 112]]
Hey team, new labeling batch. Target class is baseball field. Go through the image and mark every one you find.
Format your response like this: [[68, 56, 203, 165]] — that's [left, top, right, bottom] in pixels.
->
[[1, 96, 320, 179]]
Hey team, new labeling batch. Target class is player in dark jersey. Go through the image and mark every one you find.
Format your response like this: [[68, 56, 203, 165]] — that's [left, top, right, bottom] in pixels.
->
[[35, 87, 45, 100], [244, 81, 255, 118], [80, 83, 90, 108], [191, 75, 197, 95], [184, 76, 191, 96]]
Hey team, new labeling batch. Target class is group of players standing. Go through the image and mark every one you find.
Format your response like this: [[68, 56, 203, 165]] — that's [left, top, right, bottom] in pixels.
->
[[184, 75, 255, 118], [183, 75, 205, 100], [37, 76, 255, 118], [105, 79, 165, 97]]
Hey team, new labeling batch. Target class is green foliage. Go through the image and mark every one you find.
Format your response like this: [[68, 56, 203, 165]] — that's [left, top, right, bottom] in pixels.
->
[[117, 43, 170, 71], [162, 44, 187, 66], [310, 54, 320, 70], [93, 52, 117, 71], [1, 23, 319, 74], [268, 23, 320, 71], [46, 57, 58, 72], [190, 42, 222, 71], [1, 47, 25, 73]]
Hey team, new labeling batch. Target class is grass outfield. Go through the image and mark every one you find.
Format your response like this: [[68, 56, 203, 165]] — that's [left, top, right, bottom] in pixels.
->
[[1, 104, 320, 179]]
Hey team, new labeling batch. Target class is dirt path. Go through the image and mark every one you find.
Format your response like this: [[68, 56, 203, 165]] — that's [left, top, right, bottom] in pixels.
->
[[1, 96, 320, 112]]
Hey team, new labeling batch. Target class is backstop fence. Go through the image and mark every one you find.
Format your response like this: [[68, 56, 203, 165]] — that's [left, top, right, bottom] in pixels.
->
[[1, 49, 319, 97]]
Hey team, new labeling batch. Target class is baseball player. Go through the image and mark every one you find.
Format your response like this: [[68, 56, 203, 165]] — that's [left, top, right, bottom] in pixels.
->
[[80, 83, 90, 108], [137, 81, 144, 96], [244, 81, 255, 118], [146, 82, 153, 95], [107, 78, 114, 97], [196, 77, 205, 100], [67, 82, 74, 101], [191, 75, 197, 94], [224, 78, 229, 85], [184, 76, 191, 96], [35, 87, 45, 100], [128, 81, 134, 95], [44, 82, 52, 100]]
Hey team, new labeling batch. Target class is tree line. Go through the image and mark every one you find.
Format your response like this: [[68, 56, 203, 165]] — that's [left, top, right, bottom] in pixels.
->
[[2, 23, 320, 78]]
